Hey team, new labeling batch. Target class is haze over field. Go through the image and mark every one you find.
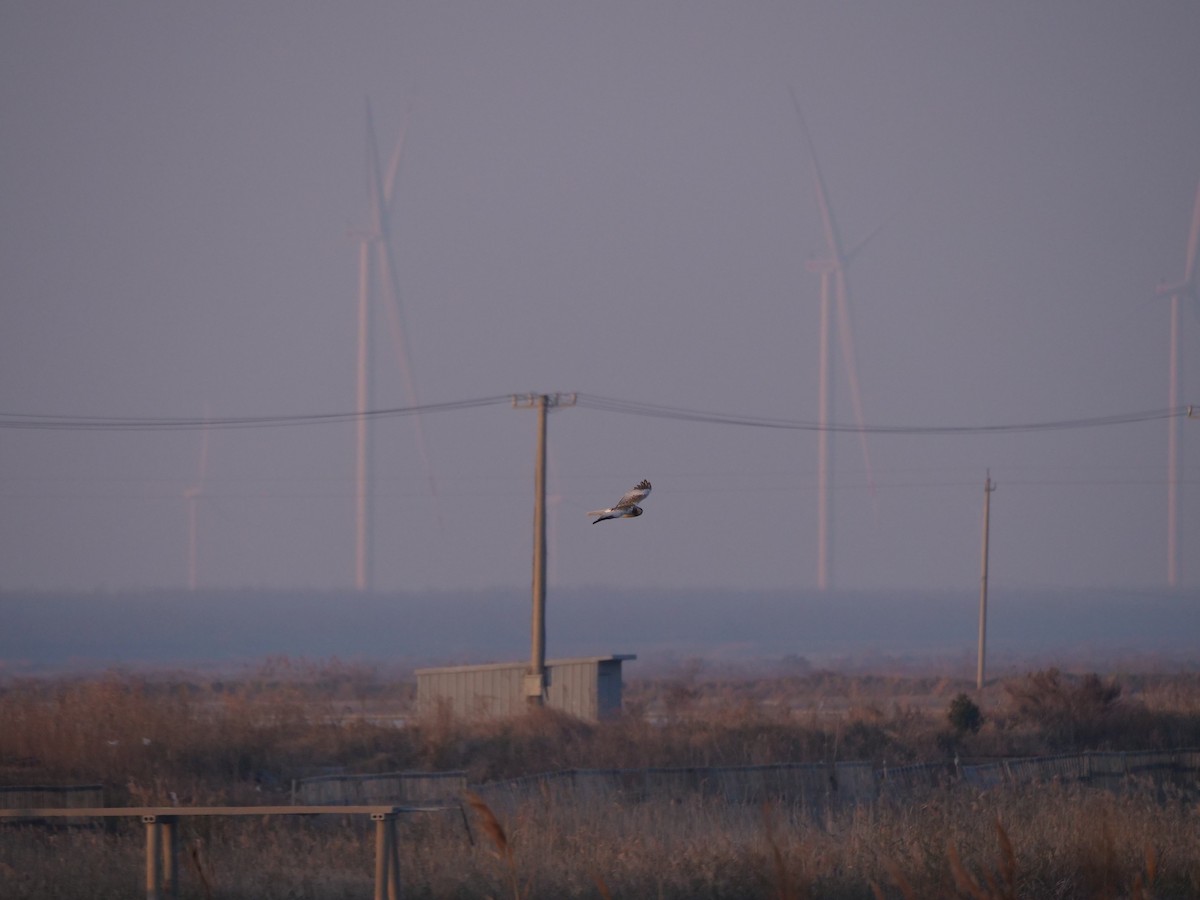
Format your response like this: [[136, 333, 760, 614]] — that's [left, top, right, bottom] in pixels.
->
[[3, 587, 1196, 675], [2, 3, 1198, 604]]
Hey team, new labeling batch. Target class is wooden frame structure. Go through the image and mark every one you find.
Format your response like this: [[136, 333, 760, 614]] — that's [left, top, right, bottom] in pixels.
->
[[0, 803, 453, 900]]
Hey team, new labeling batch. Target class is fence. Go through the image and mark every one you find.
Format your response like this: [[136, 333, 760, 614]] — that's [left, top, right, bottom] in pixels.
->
[[961, 749, 1199, 791], [877, 761, 958, 793], [6, 752, 1197, 897], [0, 804, 449, 900], [470, 762, 876, 813], [291, 749, 1200, 811]]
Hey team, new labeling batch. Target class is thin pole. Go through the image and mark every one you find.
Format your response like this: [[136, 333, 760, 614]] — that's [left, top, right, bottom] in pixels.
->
[[386, 814, 401, 900], [373, 815, 388, 900], [1167, 292, 1179, 588], [185, 409, 210, 591], [161, 817, 179, 900], [186, 497, 198, 592], [144, 817, 162, 900], [977, 471, 995, 691], [512, 393, 575, 706], [530, 394, 548, 705]]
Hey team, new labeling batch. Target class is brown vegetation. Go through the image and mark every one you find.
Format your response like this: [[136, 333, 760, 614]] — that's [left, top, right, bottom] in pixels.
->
[[2, 660, 1199, 897]]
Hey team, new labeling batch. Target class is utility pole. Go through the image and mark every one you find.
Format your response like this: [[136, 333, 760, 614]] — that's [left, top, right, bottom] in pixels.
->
[[512, 393, 576, 706], [977, 470, 996, 691]]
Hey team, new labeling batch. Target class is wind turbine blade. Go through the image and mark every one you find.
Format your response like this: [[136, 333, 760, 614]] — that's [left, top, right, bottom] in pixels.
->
[[1184, 176, 1200, 287], [844, 218, 888, 266], [364, 104, 441, 505], [197, 402, 211, 484], [834, 268, 878, 503], [790, 88, 877, 502], [374, 232, 437, 495], [789, 86, 846, 262], [365, 98, 386, 235], [383, 123, 407, 207], [843, 198, 913, 267]]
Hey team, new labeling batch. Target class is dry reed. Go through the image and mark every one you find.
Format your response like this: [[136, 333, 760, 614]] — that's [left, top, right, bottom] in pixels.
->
[[3, 663, 1200, 898], [465, 789, 521, 900]]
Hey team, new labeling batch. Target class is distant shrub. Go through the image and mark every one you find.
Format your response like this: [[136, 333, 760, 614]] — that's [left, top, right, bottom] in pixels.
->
[[838, 718, 904, 762], [947, 693, 983, 735], [1004, 668, 1124, 747]]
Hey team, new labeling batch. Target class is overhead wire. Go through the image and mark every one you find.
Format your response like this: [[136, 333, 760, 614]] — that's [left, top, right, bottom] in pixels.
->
[[0, 395, 512, 431], [0, 393, 1190, 435], [572, 394, 1190, 435]]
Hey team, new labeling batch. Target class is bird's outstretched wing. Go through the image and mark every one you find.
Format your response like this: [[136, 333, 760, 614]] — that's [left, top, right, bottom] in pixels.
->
[[613, 479, 651, 510], [587, 479, 652, 522]]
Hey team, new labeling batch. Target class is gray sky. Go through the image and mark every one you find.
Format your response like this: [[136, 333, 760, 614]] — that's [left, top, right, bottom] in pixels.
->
[[2, 1, 1198, 594]]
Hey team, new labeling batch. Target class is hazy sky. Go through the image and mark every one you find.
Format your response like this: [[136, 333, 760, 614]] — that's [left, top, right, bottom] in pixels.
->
[[2, 2, 1198, 595]]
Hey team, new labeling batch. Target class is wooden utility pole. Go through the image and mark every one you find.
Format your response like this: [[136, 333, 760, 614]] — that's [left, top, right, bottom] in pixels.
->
[[513, 393, 575, 706], [977, 471, 996, 691]]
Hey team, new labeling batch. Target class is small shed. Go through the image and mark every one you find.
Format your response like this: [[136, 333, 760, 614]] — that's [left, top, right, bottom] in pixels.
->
[[415, 655, 635, 721]]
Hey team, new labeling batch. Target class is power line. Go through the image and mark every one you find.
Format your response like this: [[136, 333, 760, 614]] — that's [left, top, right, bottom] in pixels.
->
[[573, 394, 1193, 435], [0, 394, 1191, 435], [0, 396, 512, 431]]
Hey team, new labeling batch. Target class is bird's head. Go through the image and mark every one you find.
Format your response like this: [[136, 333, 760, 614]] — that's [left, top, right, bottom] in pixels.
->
[[628, 507, 644, 517]]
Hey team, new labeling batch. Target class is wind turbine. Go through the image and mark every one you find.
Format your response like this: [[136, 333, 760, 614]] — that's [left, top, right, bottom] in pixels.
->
[[1156, 176, 1200, 588], [353, 99, 440, 591], [183, 408, 211, 591], [789, 89, 878, 590]]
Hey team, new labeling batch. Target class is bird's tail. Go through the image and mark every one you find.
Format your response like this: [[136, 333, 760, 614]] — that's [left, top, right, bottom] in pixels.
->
[[587, 508, 612, 518]]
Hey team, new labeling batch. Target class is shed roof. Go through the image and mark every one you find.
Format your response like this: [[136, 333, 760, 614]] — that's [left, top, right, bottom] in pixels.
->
[[415, 654, 635, 676]]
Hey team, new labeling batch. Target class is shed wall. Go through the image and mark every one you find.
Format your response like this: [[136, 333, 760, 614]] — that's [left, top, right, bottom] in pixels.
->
[[416, 656, 632, 721]]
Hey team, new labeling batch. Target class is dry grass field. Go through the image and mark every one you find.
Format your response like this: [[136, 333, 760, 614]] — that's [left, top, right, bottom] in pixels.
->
[[2, 659, 1199, 898]]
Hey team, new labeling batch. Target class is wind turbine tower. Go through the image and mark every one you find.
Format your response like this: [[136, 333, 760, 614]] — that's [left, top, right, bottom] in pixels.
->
[[1157, 177, 1200, 588], [789, 90, 878, 590], [352, 100, 438, 591], [183, 408, 211, 591]]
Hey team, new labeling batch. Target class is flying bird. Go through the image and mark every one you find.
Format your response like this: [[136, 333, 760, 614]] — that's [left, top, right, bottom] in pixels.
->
[[589, 479, 652, 524]]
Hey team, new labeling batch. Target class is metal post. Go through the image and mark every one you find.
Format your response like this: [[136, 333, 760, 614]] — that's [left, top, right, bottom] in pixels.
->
[[372, 812, 402, 900], [144, 816, 162, 900], [977, 471, 995, 691], [373, 814, 388, 900], [160, 816, 179, 899], [386, 814, 401, 900]]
